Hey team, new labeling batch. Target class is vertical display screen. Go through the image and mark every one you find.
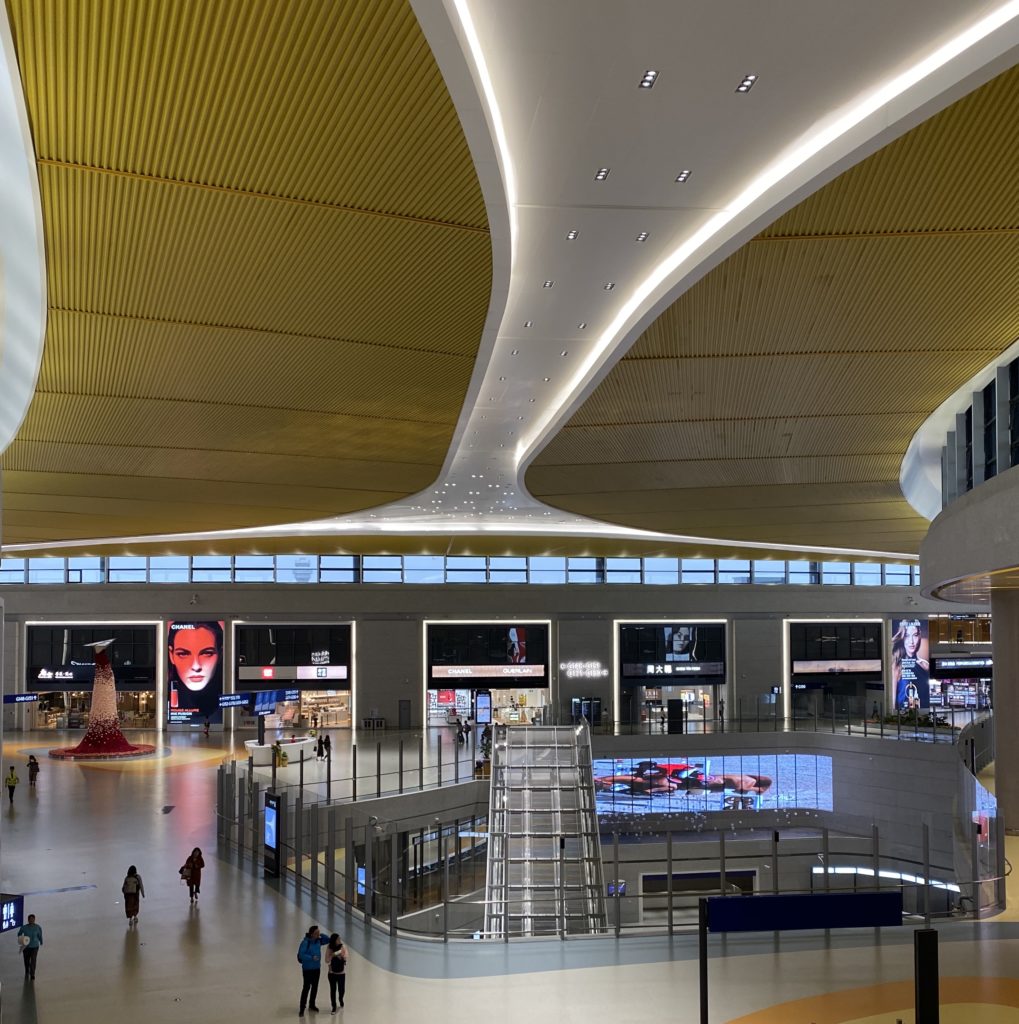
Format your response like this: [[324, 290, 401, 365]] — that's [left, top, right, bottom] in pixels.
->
[[264, 804, 278, 850], [891, 618, 930, 709], [167, 620, 225, 725], [475, 691, 492, 724]]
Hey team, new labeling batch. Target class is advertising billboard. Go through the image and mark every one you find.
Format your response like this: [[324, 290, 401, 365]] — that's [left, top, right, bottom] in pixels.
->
[[26, 624, 157, 691], [891, 618, 930, 710], [619, 623, 726, 680], [427, 624, 549, 687], [235, 623, 351, 690], [167, 620, 225, 726], [592, 754, 833, 818]]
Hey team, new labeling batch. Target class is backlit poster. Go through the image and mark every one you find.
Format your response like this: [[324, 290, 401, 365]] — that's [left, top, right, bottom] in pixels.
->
[[167, 620, 225, 725], [892, 618, 930, 710]]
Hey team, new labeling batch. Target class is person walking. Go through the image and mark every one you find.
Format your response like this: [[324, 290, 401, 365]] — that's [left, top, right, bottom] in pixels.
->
[[325, 933, 348, 1012], [323, 733, 331, 762], [6, 766, 19, 804], [181, 847, 205, 903], [454, 717, 464, 745], [26, 755, 40, 788], [297, 924, 330, 1016], [316, 735, 326, 762], [121, 865, 145, 924], [17, 913, 42, 979]]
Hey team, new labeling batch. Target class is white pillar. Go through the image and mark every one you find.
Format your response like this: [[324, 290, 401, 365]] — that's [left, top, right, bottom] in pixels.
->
[[991, 590, 1019, 831]]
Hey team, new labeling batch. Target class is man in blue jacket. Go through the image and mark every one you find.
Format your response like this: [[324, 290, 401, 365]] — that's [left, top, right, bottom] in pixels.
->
[[297, 924, 330, 1016]]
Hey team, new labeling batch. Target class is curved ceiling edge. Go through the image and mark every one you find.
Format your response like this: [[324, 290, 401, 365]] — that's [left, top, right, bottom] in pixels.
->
[[0, 9, 46, 457], [512, 4, 1019, 478]]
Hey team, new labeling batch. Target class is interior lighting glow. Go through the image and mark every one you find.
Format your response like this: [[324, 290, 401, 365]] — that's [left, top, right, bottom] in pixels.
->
[[577, 322, 587, 329], [736, 73, 759, 93], [635, 231, 649, 242], [639, 69, 659, 89], [675, 169, 691, 182], [603, 282, 615, 291], [594, 167, 610, 180], [542, 280, 554, 288], [566, 229, 579, 240]]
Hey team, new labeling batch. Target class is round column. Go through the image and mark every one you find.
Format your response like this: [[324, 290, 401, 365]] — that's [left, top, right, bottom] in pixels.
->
[[991, 590, 1019, 830]]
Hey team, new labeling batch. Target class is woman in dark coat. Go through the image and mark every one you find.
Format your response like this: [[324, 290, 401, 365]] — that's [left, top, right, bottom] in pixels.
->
[[182, 847, 205, 903]]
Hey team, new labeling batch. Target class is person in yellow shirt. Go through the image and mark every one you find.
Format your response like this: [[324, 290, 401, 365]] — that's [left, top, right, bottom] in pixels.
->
[[6, 766, 19, 805]]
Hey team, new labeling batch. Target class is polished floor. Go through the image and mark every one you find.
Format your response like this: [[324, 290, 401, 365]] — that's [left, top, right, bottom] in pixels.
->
[[2, 730, 1018, 1023]]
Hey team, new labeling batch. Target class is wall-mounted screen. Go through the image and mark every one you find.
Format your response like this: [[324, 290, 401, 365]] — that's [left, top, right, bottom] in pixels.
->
[[476, 691, 492, 724], [26, 624, 157, 691], [235, 624, 351, 690], [789, 622, 882, 677], [929, 678, 991, 709], [931, 656, 992, 677], [167, 620, 225, 726], [592, 754, 833, 818], [619, 623, 726, 680], [427, 624, 549, 686], [891, 617, 930, 710]]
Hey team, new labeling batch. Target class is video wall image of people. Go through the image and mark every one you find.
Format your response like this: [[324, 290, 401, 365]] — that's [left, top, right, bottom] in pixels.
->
[[167, 620, 225, 725], [592, 754, 833, 817], [892, 618, 930, 710]]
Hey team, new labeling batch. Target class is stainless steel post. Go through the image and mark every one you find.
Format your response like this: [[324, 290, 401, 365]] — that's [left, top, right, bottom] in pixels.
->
[[667, 830, 674, 934], [971, 819, 981, 919], [390, 831, 399, 937], [720, 832, 727, 896], [300, 748, 305, 798], [399, 741, 404, 794], [294, 796, 304, 884], [613, 831, 621, 937], [442, 829, 450, 942], [344, 817, 355, 905], [872, 823, 880, 891], [309, 802, 319, 894], [250, 779, 260, 856], [822, 828, 830, 891], [419, 736, 424, 790], [923, 822, 931, 927], [352, 742, 357, 801], [438, 734, 443, 787], [364, 829, 373, 921], [326, 804, 336, 898], [376, 741, 382, 798], [772, 830, 779, 894]]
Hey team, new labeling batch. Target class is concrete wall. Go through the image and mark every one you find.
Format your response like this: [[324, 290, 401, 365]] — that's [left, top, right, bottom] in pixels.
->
[[1, 583, 966, 729]]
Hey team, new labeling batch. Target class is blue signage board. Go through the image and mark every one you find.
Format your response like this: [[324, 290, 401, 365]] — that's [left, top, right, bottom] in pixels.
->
[[3, 694, 39, 704]]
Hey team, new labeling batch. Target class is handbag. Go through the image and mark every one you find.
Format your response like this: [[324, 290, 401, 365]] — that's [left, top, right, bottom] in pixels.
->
[[17, 934, 29, 948]]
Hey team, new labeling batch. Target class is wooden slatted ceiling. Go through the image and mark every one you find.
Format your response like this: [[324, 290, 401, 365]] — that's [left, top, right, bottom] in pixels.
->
[[528, 64, 1019, 556], [2, 0, 490, 543]]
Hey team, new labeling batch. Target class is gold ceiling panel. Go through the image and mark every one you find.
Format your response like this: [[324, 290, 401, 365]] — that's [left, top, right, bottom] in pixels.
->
[[2, 0, 490, 544], [529, 64, 1019, 556]]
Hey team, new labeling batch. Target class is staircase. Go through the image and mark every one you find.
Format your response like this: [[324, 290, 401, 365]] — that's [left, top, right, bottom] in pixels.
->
[[484, 723, 607, 937]]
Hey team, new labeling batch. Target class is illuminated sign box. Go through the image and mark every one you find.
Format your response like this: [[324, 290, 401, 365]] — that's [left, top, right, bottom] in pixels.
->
[[431, 664, 546, 679]]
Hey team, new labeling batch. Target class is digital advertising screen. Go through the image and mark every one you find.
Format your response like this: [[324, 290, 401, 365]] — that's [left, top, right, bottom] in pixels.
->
[[167, 619, 225, 726], [427, 623, 549, 686], [592, 754, 833, 819], [891, 618, 930, 710], [235, 623, 351, 690], [475, 691, 492, 724], [789, 622, 883, 678], [929, 678, 991, 709], [619, 623, 726, 680], [264, 804, 278, 850], [26, 624, 157, 691]]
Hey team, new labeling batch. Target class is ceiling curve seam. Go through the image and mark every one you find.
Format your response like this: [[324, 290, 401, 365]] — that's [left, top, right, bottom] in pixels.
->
[[0, 10, 47, 458]]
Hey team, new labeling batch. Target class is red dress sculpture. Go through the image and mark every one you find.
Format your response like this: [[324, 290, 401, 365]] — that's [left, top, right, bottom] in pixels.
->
[[50, 640, 155, 760]]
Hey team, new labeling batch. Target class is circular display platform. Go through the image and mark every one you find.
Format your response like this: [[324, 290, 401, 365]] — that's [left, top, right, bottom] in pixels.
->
[[49, 744, 157, 761]]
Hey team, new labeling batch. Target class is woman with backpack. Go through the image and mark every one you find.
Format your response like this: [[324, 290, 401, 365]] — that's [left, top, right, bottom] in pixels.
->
[[121, 865, 145, 924], [180, 847, 205, 902], [325, 933, 348, 1012]]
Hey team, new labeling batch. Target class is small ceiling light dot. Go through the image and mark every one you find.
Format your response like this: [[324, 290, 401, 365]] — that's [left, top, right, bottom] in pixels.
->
[[523, 321, 533, 328], [735, 73, 758, 94], [636, 231, 649, 242], [518, 415, 524, 420], [675, 169, 691, 183], [603, 282, 616, 291], [566, 229, 579, 240], [529, 398, 536, 403], [560, 350, 568, 357], [498, 376, 506, 381], [511, 349, 519, 355], [542, 280, 555, 289], [594, 167, 610, 181], [577, 322, 587, 329], [543, 376, 551, 382], [639, 69, 658, 89]]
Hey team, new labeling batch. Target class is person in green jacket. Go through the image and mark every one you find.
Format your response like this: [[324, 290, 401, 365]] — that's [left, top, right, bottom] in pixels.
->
[[6, 766, 19, 804]]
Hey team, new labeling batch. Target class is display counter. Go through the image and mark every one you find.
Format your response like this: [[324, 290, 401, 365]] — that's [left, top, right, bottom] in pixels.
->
[[244, 735, 315, 766]]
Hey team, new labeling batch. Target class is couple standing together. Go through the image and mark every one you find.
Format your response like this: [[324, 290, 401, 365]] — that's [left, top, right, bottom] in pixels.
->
[[297, 924, 347, 1015]]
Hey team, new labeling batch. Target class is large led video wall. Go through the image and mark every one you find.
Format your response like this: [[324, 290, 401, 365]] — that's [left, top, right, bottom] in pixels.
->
[[618, 623, 726, 680], [167, 619, 225, 726], [427, 623, 549, 686], [789, 622, 882, 676], [234, 623, 352, 690], [26, 624, 158, 691], [592, 753, 833, 818]]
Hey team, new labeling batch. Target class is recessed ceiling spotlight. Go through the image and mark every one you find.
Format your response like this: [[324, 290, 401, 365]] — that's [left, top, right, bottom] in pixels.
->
[[603, 282, 616, 291], [560, 350, 568, 357], [528, 398, 536, 403], [735, 73, 758, 94], [543, 376, 551, 382], [577, 322, 587, 329], [566, 229, 579, 240], [511, 349, 519, 355], [517, 415, 524, 420], [542, 280, 555, 288], [523, 321, 533, 328], [498, 376, 506, 382], [675, 169, 691, 183], [594, 167, 610, 181], [635, 231, 649, 242], [639, 69, 658, 89]]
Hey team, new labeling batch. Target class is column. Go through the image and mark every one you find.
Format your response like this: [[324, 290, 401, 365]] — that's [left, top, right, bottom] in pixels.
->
[[991, 590, 1019, 831]]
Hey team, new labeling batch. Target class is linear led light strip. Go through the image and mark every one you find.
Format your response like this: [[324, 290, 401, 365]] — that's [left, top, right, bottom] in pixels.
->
[[451, 0, 1019, 466]]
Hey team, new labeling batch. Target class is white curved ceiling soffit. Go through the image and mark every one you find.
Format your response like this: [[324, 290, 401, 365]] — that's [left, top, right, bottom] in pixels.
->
[[6, 0, 1019, 559], [0, 11, 46, 469]]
